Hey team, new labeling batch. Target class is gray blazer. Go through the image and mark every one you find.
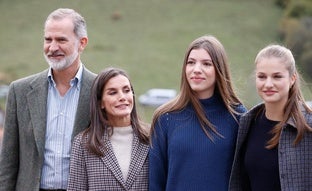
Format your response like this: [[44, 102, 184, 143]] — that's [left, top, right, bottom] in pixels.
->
[[67, 131, 149, 191], [229, 103, 312, 191], [0, 66, 96, 191]]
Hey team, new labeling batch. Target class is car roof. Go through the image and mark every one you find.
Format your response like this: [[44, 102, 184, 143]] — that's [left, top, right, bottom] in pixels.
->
[[147, 88, 176, 95]]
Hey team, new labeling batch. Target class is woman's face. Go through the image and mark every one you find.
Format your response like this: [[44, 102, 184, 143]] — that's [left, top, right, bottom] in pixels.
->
[[101, 75, 134, 126], [186, 48, 216, 99], [256, 57, 295, 106]]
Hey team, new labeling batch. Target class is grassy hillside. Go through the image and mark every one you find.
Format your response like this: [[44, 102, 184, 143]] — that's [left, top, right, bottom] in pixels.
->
[[0, 0, 301, 122]]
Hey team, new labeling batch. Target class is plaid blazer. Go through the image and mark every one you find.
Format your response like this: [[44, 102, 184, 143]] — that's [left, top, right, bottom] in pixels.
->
[[229, 103, 312, 191], [67, 131, 149, 191]]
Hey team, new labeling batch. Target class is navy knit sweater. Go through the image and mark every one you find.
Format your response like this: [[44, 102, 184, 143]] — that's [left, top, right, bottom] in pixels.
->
[[149, 94, 246, 191]]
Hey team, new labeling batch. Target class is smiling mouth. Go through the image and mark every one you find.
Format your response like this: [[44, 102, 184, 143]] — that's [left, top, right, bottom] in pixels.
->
[[49, 54, 64, 58], [116, 104, 129, 109], [48, 56, 63, 61], [263, 91, 276, 95], [47, 51, 65, 57], [192, 75, 205, 78], [191, 77, 205, 82]]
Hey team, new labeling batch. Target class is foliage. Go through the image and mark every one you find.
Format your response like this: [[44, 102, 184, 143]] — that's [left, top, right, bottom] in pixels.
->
[[300, 48, 312, 81], [285, 0, 312, 18], [275, 0, 291, 8], [277, 0, 312, 85]]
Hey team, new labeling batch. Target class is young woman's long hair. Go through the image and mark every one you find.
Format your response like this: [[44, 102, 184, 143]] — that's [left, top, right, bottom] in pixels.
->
[[83, 67, 149, 156], [151, 35, 244, 140], [255, 45, 312, 149]]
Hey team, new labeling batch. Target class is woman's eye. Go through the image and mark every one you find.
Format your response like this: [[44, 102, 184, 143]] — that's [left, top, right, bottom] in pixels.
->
[[203, 62, 213, 66], [108, 91, 116, 95], [187, 61, 194, 65], [274, 75, 282, 79]]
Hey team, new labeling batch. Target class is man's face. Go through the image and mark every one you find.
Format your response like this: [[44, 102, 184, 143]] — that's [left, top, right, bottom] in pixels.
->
[[43, 17, 80, 71]]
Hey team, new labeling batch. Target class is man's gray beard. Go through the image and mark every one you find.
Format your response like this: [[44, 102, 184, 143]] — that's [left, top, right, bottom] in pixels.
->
[[44, 50, 79, 71]]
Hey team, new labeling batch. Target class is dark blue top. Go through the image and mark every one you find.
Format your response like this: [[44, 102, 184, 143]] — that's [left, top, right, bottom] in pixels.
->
[[149, 94, 246, 191], [243, 110, 281, 191]]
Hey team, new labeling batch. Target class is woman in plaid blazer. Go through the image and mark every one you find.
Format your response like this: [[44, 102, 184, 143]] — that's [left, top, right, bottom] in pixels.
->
[[229, 45, 312, 191], [67, 68, 149, 191]]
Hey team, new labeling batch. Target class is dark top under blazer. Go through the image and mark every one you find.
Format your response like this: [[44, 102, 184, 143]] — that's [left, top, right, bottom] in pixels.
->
[[229, 103, 312, 191]]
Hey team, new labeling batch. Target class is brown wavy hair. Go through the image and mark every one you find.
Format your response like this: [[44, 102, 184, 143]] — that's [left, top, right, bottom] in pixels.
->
[[83, 67, 149, 156]]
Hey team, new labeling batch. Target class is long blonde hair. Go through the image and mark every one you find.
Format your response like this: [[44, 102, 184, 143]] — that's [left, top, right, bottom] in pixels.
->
[[255, 44, 312, 149]]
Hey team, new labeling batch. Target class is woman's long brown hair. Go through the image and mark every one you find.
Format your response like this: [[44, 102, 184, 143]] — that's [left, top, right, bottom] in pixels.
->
[[150, 35, 244, 141], [83, 67, 149, 156]]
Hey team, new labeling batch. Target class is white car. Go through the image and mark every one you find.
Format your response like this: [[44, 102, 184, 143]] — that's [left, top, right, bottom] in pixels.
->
[[138, 88, 177, 107]]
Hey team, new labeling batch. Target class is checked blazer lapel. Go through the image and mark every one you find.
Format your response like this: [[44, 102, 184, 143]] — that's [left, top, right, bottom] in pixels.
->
[[125, 134, 149, 190], [100, 131, 149, 190], [101, 133, 128, 190]]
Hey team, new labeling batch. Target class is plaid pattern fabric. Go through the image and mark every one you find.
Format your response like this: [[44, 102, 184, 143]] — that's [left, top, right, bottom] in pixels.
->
[[229, 103, 312, 191], [67, 132, 149, 191]]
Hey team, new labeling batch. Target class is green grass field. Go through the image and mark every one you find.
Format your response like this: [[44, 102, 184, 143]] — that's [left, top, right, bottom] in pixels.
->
[[1, 0, 309, 123]]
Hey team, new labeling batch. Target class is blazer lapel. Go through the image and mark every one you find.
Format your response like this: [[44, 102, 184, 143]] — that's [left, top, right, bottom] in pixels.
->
[[125, 134, 149, 189], [101, 133, 128, 189], [72, 67, 96, 140], [27, 70, 49, 157], [26, 67, 95, 157]]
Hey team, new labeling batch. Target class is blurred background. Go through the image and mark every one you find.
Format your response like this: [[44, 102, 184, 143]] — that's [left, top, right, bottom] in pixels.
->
[[0, 0, 311, 123]]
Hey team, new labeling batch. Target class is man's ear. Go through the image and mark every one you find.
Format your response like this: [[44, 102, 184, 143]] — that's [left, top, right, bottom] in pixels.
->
[[79, 37, 88, 52]]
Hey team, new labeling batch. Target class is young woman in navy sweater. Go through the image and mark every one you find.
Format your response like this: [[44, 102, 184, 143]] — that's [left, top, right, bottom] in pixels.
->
[[149, 35, 246, 191]]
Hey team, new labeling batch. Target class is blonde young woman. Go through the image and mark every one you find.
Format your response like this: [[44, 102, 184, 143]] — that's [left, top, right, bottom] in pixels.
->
[[149, 35, 246, 191], [229, 45, 312, 191]]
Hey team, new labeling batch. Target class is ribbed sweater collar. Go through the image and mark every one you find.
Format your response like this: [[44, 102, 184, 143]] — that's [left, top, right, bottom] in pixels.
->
[[186, 93, 224, 112], [199, 93, 222, 106]]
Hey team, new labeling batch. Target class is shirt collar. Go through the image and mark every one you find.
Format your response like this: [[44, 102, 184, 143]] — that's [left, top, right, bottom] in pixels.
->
[[47, 63, 83, 89]]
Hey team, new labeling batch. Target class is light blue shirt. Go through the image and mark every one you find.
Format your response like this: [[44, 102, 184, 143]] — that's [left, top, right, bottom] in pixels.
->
[[40, 65, 83, 189]]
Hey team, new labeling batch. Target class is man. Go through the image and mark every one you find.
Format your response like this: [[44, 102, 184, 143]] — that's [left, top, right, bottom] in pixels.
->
[[0, 8, 96, 191]]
